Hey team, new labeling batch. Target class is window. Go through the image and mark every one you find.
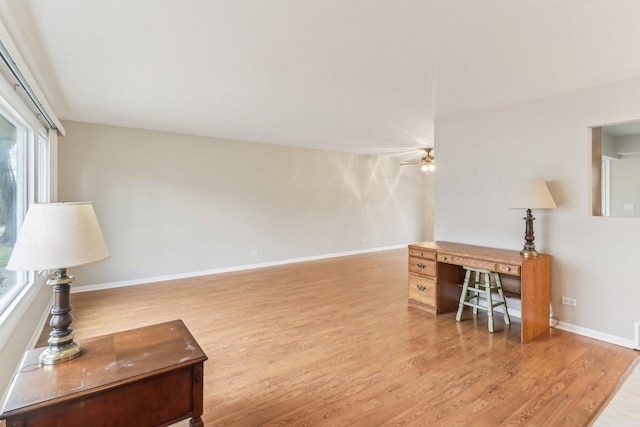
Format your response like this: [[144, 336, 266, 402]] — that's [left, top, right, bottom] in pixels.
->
[[0, 22, 58, 388], [0, 91, 48, 317], [0, 106, 31, 313]]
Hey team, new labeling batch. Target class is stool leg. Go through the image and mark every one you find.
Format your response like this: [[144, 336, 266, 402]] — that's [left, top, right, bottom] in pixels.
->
[[456, 270, 471, 322], [495, 273, 511, 325], [484, 272, 494, 333], [472, 272, 480, 316], [456, 269, 471, 322]]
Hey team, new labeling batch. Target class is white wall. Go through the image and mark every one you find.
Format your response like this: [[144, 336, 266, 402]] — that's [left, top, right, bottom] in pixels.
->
[[435, 76, 640, 344], [58, 121, 433, 287]]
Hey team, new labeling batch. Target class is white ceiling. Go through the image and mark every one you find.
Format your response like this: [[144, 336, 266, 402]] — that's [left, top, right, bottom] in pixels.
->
[[2, 1, 640, 157]]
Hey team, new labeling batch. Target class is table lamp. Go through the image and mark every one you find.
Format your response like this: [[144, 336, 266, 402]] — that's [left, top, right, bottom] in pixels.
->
[[510, 180, 556, 258], [6, 202, 110, 364]]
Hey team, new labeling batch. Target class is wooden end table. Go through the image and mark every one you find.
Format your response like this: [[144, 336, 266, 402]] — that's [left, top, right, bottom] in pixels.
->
[[1, 319, 208, 427]]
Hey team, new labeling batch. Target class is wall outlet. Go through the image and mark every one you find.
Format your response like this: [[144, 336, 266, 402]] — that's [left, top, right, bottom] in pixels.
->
[[624, 203, 634, 211], [250, 249, 259, 255], [634, 321, 640, 350], [561, 296, 577, 306]]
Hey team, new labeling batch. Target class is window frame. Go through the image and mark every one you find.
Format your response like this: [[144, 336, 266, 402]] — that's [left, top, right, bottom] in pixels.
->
[[0, 69, 50, 341]]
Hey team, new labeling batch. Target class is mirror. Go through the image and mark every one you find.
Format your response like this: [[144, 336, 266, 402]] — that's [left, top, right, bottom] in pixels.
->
[[591, 121, 640, 217]]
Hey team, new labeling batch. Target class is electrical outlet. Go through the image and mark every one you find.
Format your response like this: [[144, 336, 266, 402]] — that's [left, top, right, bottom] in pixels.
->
[[561, 296, 577, 306], [250, 249, 259, 256], [634, 321, 640, 349]]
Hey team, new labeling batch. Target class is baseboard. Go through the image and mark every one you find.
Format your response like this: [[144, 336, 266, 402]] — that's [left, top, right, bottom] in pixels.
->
[[555, 321, 636, 350], [444, 298, 637, 350], [73, 244, 408, 294], [472, 297, 522, 319]]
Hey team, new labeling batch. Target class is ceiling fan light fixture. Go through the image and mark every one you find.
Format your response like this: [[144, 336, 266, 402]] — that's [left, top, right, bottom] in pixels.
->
[[398, 147, 435, 172], [421, 162, 435, 173], [399, 148, 435, 172]]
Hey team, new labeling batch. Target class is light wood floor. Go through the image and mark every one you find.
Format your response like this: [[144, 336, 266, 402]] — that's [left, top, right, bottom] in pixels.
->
[[37, 249, 638, 426]]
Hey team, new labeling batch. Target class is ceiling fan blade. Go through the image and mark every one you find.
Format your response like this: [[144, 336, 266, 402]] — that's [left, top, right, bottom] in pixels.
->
[[400, 160, 422, 165], [361, 147, 429, 155]]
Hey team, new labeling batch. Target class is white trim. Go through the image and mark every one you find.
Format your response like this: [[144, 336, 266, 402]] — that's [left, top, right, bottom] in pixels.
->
[[0, 272, 47, 351], [468, 298, 522, 319], [48, 128, 58, 202], [0, 18, 65, 134], [495, 304, 521, 319], [73, 244, 408, 293], [555, 321, 636, 350], [0, 283, 35, 349], [601, 156, 611, 216], [0, 57, 46, 133], [0, 289, 50, 408], [456, 302, 635, 349]]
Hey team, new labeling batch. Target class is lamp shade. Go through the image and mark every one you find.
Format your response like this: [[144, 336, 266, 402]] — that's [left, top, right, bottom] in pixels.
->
[[6, 202, 110, 271], [510, 180, 557, 209]]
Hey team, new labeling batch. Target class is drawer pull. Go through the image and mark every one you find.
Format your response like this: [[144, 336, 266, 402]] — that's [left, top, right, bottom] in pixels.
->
[[419, 252, 424, 256], [441, 256, 447, 261], [416, 285, 426, 291], [417, 263, 426, 269], [505, 267, 511, 272]]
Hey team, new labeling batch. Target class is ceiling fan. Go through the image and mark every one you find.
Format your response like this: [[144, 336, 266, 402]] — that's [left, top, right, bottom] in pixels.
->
[[399, 148, 435, 172]]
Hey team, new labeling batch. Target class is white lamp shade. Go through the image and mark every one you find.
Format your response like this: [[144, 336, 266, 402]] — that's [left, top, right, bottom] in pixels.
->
[[510, 180, 557, 209], [6, 202, 110, 271]]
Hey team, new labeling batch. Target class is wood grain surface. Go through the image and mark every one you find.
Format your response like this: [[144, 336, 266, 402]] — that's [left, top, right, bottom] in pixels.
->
[[29, 248, 638, 426]]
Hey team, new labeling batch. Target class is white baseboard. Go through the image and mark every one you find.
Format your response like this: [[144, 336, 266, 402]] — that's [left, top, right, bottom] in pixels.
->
[[466, 298, 636, 350], [555, 321, 636, 349], [73, 244, 408, 294]]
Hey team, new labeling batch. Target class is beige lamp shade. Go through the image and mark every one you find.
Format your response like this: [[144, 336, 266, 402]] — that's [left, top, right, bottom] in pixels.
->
[[510, 180, 557, 209], [6, 202, 110, 271]]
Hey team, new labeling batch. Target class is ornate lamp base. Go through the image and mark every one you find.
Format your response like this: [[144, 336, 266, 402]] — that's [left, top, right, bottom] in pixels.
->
[[40, 341, 82, 365], [40, 268, 82, 365], [520, 209, 539, 258], [520, 247, 540, 258]]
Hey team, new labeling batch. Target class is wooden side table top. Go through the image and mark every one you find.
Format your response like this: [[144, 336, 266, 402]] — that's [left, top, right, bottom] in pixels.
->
[[1, 319, 207, 418]]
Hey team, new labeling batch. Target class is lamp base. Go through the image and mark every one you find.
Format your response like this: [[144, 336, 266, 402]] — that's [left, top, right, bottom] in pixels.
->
[[520, 247, 540, 258], [41, 268, 82, 365], [519, 209, 540, 258], [40, 341, 82, 365]]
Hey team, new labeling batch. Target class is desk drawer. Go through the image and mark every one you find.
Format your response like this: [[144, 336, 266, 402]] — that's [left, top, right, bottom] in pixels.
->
[[408, 248, 436, 260], [437, 254, 494, 271], [437, 254, 521, 277], [408, 275, 436, 307], [409, 257, 436, 276], [496, 263, 520, 276]]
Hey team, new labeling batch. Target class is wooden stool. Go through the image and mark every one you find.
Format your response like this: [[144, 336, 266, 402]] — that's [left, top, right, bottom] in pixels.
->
[[455, 267, 511, 333]]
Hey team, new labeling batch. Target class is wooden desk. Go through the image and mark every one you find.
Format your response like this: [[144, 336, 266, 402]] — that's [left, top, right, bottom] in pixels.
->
[[1, 320, 207, 427], [408, 241, 551, 343]]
